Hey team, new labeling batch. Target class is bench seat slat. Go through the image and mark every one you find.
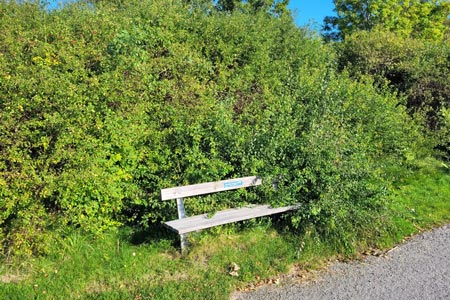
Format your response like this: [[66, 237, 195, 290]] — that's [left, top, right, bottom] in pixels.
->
[[164, 204, 299, 234]]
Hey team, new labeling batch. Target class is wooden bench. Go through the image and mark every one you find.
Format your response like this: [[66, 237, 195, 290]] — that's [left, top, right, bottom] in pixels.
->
[[161, 176, 299, 251]]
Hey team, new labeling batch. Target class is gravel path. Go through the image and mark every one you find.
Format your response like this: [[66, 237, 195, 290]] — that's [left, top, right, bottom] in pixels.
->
[[232, 224, 450, 300]]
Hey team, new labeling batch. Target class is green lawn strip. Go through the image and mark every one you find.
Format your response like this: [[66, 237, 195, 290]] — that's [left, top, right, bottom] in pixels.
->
[[0, 227, 297, 300], [389, 160, 450, 239]]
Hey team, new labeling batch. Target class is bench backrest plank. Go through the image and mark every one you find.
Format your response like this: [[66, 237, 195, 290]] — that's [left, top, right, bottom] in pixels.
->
[[161, 176, 262, 201]]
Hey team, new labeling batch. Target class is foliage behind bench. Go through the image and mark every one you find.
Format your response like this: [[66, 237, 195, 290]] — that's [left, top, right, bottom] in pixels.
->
[[0, 0, 424, 257]]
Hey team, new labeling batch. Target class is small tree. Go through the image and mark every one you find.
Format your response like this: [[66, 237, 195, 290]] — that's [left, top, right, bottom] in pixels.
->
[[324, 0, 450, 41]]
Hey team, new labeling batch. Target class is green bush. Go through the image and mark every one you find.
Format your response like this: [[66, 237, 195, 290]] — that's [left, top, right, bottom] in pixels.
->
[[438, 108, 450, 161], [337, 30, 450, 152], [0, 0, 422, 256]]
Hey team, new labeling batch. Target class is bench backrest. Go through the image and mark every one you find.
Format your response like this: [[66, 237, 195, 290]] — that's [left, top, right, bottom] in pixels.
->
[[161, 176, 262, 200]]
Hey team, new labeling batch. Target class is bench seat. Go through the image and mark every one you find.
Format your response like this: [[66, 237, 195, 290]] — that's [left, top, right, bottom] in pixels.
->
[[164, 204, 299, 234]]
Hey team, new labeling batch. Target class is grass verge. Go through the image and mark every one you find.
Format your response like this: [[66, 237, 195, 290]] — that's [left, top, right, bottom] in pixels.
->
[[388, 159, 450, 241], [1, 159, 449, 300]]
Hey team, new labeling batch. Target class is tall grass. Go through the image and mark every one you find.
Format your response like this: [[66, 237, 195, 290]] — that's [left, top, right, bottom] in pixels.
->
[[0, 226, 298, 300], [388, 159, 450, 240]]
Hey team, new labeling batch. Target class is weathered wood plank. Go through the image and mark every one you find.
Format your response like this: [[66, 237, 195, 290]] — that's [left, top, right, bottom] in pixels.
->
[[161, 176, 262, 201], [163, 204, 300, 234]]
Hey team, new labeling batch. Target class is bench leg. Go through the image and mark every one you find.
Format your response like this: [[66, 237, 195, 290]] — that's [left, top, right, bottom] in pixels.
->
[[177, 197, 189, 252], [180, 233, 188, 252]]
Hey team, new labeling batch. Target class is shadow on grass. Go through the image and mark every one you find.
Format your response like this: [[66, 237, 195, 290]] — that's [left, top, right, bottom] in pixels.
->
[[122, 223, 180, 249]]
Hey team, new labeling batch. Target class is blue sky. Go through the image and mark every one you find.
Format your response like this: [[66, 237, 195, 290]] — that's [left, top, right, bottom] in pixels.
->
[[288, 0, 336, 28], [47, 0, 337, 29]]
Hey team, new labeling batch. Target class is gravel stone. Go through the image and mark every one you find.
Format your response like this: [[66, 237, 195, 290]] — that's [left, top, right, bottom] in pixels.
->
[[232, 224, 450, 300]]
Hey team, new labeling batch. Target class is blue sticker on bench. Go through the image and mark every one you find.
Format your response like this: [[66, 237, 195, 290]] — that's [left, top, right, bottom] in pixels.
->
[[224, 181, 243, 188]]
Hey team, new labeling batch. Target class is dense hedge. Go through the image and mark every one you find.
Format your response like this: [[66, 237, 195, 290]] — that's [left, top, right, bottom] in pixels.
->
[[0, 0, 422, 256], [336, 30, 450, 163]]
